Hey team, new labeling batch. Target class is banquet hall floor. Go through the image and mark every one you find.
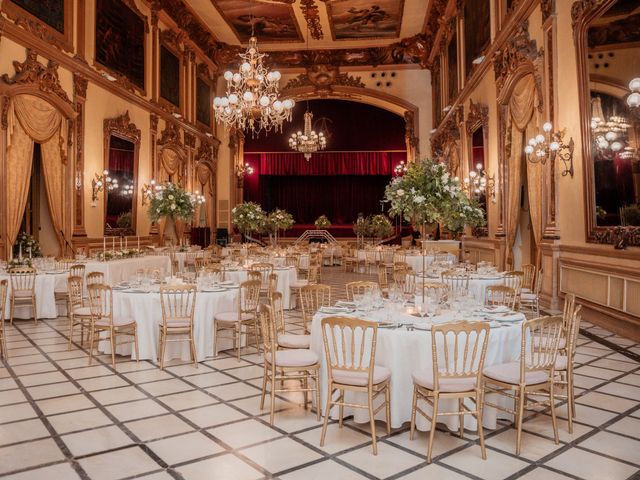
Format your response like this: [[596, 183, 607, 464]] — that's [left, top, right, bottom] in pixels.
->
[[0, 267, 639, 480]]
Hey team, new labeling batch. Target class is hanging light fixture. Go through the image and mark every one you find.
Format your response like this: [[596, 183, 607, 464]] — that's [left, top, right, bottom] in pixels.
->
[[213, 35, 294, 135], [288, 107, 327, 160], [627, 77, 640, 108]]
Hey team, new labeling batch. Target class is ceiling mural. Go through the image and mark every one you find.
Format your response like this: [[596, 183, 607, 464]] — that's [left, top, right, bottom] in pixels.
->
[[212, 0, 302, 43], [324, 0, 404, 40]]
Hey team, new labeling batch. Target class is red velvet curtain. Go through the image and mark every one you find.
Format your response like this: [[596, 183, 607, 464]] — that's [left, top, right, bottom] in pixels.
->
[[253, 151, 405, 175]]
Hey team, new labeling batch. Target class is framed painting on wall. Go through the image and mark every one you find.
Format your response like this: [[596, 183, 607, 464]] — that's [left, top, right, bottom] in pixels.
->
[[4, 0, 73, 51], [464, 0, 490, 78], [160, 45, 181, 108], [196, 75, 212, 127], [95, 0, 147, 91]]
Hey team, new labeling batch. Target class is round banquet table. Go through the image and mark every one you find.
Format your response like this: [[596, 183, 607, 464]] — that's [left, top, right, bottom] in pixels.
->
[[310, 307, 525, 432], [404, 253, 457, 272], [0, 271, 68, 319], [419, 273, 505, 304], [223, 266, 298, 309], [83, 256, 172, 284], [99, 288, 238, 362]]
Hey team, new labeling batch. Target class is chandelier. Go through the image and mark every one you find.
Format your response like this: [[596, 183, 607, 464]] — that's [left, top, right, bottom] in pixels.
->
[[288, 109, 326, 160], [461, 163, 496, 203], [590, 96, 631, 159], [627, 77, 640, 108], [213, 37, 294, 135]]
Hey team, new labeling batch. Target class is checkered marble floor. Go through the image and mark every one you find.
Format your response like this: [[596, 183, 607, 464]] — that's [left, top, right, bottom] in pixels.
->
[[1, 267, 639, 480]]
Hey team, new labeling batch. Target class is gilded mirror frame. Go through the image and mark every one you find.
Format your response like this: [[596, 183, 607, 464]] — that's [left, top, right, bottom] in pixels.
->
[[466, 100, 490, 237], [103, 112, 141, 235], [572, 0, 640, 246]]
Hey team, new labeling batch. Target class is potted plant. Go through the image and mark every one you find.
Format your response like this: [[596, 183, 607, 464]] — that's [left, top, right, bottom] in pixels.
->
[[13, 232, 42, 259], [232, 202, 267, 242], [148, 182, 196, 245], [263, 209, 295, 246], [369, 214, 394, 241], [314, 215, 331, 229]]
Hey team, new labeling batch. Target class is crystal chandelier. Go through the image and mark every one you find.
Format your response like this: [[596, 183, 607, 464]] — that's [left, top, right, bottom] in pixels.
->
[[213, 37, 294, 135], [288, 109, 326, 160], [591, 96, 631, 159], [461, 163, 496, 203]]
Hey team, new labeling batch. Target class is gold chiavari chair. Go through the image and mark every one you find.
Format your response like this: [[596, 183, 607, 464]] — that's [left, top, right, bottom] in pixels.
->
[[289, 264, 320, 309], [552, 305, 582, 433], [521, 264, 537, 292], [267, 273, 278, 300], [377, 265, 390, 297], [259, 305, 320, 425], [195, 257, 213, 270], [9, 267, 37, 325], [319, 316, 391, 455], [343, 246, 358, 272], [441, 271, 470, 296], [213, 280, 261, 361], [204, 264, 224, 282], [418, 282, 450, 305], [483, 315, 564, 455], [185, 251, 202, 272], [67, 276, 92, 350], [503, 271, 524, 306], [395, 271, 417, 297], [158, 285, 198, 369], [271, 292, 311, 349], [0, 280, 8, 360], [87, 284, 139, 369], [250, 262, 274, 294], [394, 250, 407, 264], [285, 255, 300, 272], [364, 249, 379, 274], [300, 284, 331, 333], [346, 281, 379, 301], [410, 321, 490, 462], [86, 271, 105, 287], [380, 249, 395, 268], [520, 269, 543, 316], [247, 271, 262, 283], [485, 285, 518, 310]]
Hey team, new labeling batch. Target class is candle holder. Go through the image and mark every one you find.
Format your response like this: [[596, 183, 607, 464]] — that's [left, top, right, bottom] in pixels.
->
[[91, 170, 119, 207], [461, 163, 496, 203], [524, 122, 575, 178], [141, 180, 161, 206]]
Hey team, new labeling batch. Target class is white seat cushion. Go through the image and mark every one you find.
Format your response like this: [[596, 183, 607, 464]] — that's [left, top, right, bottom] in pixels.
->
[[73, 306, 92, 317], [278, 333, 311, 349], [95, 318, 136, 327], [164, 320, 191, 328], [521, 292, 538, 301], [332, 365, 391, 386], [555, 355, 568, 371], [483, 362, 549, 385], [412, 369, 477, 393], [290, 280, 308, 289], [215, 311, 253, 322], [265, 349, 318, 367]]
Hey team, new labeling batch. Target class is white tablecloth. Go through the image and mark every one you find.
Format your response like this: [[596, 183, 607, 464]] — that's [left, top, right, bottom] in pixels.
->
[[224, 267, 297, 309], [0, 271, 68, 319], [420, 274, 505, 303], [405, 253, 457, 272], [100, 288, 238, 361], [84, 256, 172, 284], [310, 308, 525, 432]]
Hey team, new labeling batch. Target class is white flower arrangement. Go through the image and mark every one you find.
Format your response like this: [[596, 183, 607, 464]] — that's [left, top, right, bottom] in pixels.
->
[[232, 202, 266, 235], [148, 182, 195, 222]]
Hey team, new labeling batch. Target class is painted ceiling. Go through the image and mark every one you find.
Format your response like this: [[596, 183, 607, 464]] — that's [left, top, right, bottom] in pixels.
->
[[183, 0, 428, 51]]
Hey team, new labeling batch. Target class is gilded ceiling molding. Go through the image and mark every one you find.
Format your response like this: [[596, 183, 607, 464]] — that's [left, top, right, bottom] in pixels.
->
[[160, 29, 188, 52], [104, 111, 141, 145], [73, 74, 88, 100], [300, 0, 323, 40], [0, 49, 72, 105], [156, 0, 220, 58], [492, 20, 543, 96], [284, 66, 365, 96], [157, 121, 183, 147], [466, 99, 489, 134], [541, 0, 555, 23], [571, 0, 608, 29]]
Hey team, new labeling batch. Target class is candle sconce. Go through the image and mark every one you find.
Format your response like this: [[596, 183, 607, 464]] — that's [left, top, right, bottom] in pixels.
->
[[524, 122, 575, 178], [91, 170, 118, 207]]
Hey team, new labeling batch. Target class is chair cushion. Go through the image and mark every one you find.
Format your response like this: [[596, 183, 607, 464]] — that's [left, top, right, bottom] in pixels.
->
[[278, 333, 311, 349], [521, 292, 538, 301], [521, 287, 532, 294], [331, 365, 391, 386], [73, 306, 92, 317], [13, 291, 33, 298], [555, 355, 568, 371], [164, 320, 191, 328], [95, 318, 136, 327], [290, 280, 308, 289], [215, 311, 253, 322], [483, 361, 550, 385], [265, 349, 318, 367], [412, 369, 477, 392]]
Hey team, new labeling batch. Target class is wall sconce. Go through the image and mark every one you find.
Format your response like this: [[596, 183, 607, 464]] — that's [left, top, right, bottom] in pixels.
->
[[627, 77, 640, 108], [393, 161, 408, 176], [461, 163, 496, 203], [141, 179, 162, 206], [91, 170, 118, 207], [121, 184, 134, 196], [235, 162, 254, 179], [193, 190, 206, 205], [524, 122, 575, 178]]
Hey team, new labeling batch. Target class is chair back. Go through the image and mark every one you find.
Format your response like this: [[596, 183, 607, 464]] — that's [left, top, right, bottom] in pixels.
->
[[381, 249, 395, 264], [485, 285, 517, 310], [320, 316, 378, 387], [247, 271, 262, 283], [270, 291, 286, 334], [422, 282, 450, 302], [160, 285, 197, 329], [67, 276, 84, 310], [394, 250, 407, 263], [195, 257, 212, 269], [399, 272, 417, 296], [562, 293, 576, 334], [441, 271, 470, 295], [267, 273, 278, 298], [0, 280, 7, 322], [88, 284, 113, 326], [346, 281, 379, 301], [258, 304, 277, 361], [533, 268, 544, 295], [250, 262, 273, 290], [9, 267, 36, 294], [239, 280, 261, 315], [69, 264, 86, 279], [503, 271, 524, 296], [431, 321, 490, 391], [365, 249, 379, 263], [521, 264, 536, 291], [285, 255, 299, 271], [307, 264, 321, 284], [377, 265, 389, 290], [520, 315, 564, 380], [565, 305, 583, 362], [86, 271, 105, 286], [300, 284, 331, 319]]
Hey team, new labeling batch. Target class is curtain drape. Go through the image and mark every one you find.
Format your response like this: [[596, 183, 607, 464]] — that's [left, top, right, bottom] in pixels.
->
[[505, 75, 541, 267], [254, 151, 405, 176], [6, 95, 66, 249], [161, 148, 181, 180], [196, 164, 213, 227]]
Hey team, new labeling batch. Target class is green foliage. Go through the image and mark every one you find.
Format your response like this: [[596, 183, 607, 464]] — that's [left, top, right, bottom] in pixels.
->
[[148, 182, 196, 223], [116, 211, 132, 229], [13, 232, 42, 258], [232, 202, 267, 235], [622, 204, 640, 226], [314, 215, 331, 229], [263, 209, 295, 234]]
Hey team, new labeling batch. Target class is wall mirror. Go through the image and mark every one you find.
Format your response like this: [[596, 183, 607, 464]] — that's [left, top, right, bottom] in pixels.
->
[[103, 113, 141, 235], [466, 100, 490, 236], [575, 0, 640, 242]]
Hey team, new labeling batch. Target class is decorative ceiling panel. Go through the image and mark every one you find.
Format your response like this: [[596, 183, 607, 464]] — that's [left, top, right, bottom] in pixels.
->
[[212, 0, 303, 43], [323, 0, 405, 40]]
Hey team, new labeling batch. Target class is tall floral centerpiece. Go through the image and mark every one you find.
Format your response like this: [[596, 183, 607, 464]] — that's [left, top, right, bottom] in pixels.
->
[[263, 209, 295, 246], [384, 158, 485, 238], [232, 202, 267, 242], [148, 182, 196, 245], [314, 215, 331, 229], [369, 214, 394, 240]]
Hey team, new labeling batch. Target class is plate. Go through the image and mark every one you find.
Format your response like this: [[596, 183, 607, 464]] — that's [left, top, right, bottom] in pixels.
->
[[201, 288, 226, 293]]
